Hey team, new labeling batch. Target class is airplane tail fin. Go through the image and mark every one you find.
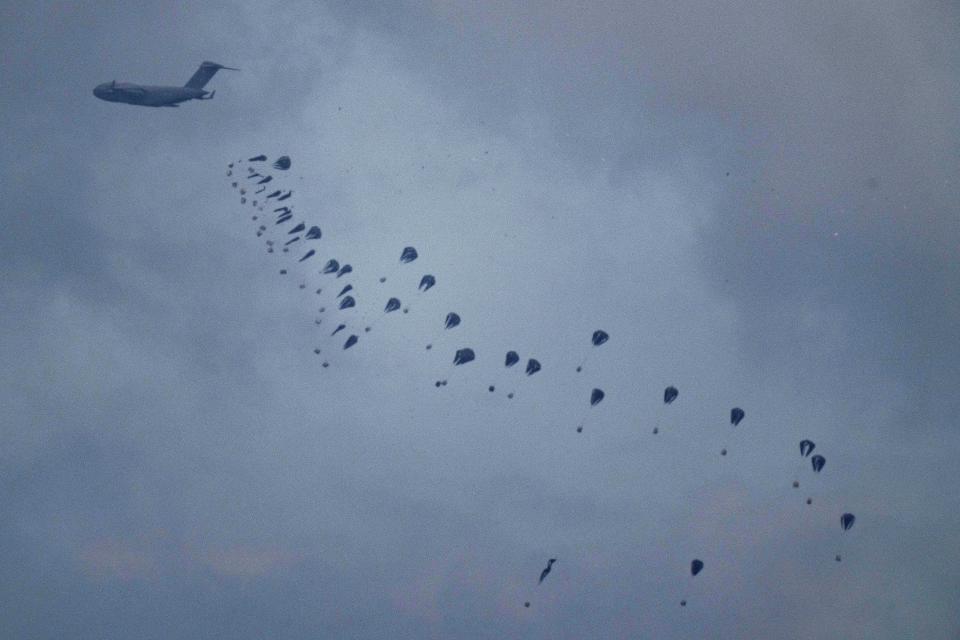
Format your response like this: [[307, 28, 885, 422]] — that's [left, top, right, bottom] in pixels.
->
[[184, 61, 239, 89]]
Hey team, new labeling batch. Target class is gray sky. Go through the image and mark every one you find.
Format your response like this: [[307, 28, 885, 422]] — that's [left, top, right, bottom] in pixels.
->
[[2, 1, 958, 637]]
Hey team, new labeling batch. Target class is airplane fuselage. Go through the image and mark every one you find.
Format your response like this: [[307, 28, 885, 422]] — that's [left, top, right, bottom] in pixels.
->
[[93, 82, 209, 107]]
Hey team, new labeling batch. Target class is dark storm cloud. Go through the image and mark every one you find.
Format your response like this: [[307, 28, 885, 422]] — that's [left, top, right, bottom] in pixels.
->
[[2, 1, 959, 638], [325, 0, 960, 423]]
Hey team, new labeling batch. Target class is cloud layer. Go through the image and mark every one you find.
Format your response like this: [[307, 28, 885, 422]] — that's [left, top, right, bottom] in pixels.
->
[[1, 1, 958, 637]]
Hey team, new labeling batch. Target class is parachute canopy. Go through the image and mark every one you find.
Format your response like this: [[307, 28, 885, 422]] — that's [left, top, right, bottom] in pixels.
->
[[273, 156, 291, 170], [590, 388, 605, 406], [343, 334, 358, 350], [323, 259, 340, 274], [419, 274, 436, 291], [444, 312, 461, 329], [339, 296, 356, 310], [385, 297, 401, 313], [331, 323, 346, 336], [337, 264, 352, 278], [337, 285, 353, 298], [248, 154, 267, 162], [691, 559, 704, 576], [841, 513, 856, 531], [592, 330, 609, 346], [289, 222, 305, 234], [811, 455, 826, 473], [453, 348, 475, 366], [305, 226, 322, 240], [505, 351, 519, 367], [299, 249, 315, 262], [730, 407, 745, 426], [664, 386, 679, 404], [800, 440, 816, 457], [525, 359, 541, 376], [400, 247, 418, 263]]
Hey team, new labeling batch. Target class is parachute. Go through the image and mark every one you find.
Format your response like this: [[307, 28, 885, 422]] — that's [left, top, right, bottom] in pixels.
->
[[337, 285, 353, 298], [343, 334, 358, 350], [836, 513, 856, 561], [289, 223, 305, 235], [339, 296, 356, 310], [800, 440, 816, 457], [337, 264, 352, 278], [505, 351, 519, 367], [538, 559, 556, 584], [590, 388, 605, 406], [331, 323, 346, 336], [453, 348, 475, 366], [305, 226, 322, 240], [299, 249, 315, 262], [257, 175, 273, 185], [525, 359, 541, 376], [577, 329, 610, 371], [811, 455, 826, 473], [384, 298, 401, 313], [664, 386, 679, 404], [400, 247, 418, 263], [691, 559, 704, 576], [323, 260, 340, 274], [419, 274, 436, 292], [248, 154, 267, 162], [273, 156, 291, 170], [444, 313, 460, 329], [730, 407, 745, 426]]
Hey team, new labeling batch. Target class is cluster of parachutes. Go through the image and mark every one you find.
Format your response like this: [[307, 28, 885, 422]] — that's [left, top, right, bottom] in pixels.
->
[[226, 153, 858, 609], [229, 155, 442, 365]]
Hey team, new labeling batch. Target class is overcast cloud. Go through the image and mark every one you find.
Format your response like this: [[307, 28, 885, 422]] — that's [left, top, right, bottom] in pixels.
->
[[1, 1, 958, 638]]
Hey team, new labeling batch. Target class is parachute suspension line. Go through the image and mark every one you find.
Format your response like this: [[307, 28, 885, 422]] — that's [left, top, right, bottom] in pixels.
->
[[360, 297, 403, 335], [836, 513, 856, 562], [434, 347, 475, 389], [379, 246, 419, 286], [792, 455, 805, 490], [399, 274, 436, 318], [721, 408, 745, 457], [575, 388, 605, 433], [575, 405, 590, 433], [656, 386, 679, 435], [575, 354, 589, 373], [425, 312, 461, 352], [577, 330, 610, 373], [682, 559, 705, 608]]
